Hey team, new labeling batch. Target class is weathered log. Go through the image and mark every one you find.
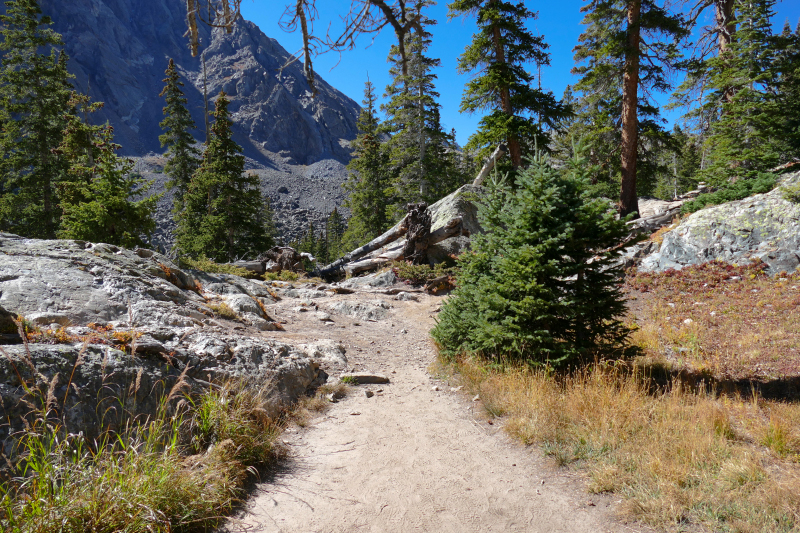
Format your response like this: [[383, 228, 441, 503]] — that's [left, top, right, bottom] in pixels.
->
[[402, 202, 431, 265], [339, 216, 467, 277], [318, 216, 409, 278], [472, 144, 508, 186], [342, 247, 405, 277]]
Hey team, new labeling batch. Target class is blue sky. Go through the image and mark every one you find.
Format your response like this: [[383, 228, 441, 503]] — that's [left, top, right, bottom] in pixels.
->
[[241, 0, 800, 147]]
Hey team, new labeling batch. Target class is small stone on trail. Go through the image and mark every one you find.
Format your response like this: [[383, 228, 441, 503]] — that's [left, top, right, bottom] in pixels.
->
[[340, 372, 390, 384], [587, 501, 596, 507], [450, 386, 463, 392], [350, 411, 361, 416], [431, 385, 440, 391], [487, 420, 493, 425], [376, 389, 383, 393], [400, 329, 408, 334], [316, 312, 333, 321], [365, 390, 374, 398], [472, 395, 480, 402], [683, 318, 693, 325]]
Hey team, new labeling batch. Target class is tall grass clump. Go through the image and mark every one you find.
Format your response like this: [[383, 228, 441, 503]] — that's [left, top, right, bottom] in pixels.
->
[[0, 328, 288, 533], [432, 146, 632, 366], [443, 355, 800, 532]]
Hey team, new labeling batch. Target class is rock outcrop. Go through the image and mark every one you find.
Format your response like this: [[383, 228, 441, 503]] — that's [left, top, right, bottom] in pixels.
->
[[0, 233, 328, 453], [635, 172, 800, 275]]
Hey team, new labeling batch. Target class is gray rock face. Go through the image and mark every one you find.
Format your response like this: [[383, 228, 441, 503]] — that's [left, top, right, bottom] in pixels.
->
[[335, 270, 398, 290], [638, 172, 800, 275], [327, 300, 391, 321], [0, 234, 325, 453], [41, 0, 359, 166]]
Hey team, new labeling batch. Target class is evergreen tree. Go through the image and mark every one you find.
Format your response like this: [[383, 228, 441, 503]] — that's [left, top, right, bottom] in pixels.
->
[[448, 0, 568, 170], [431, 145, 630, 366], [159, 58, 200, 215], [773, 21, 800, 159], [325, 208, 346, 261], [0, 0, 73, 238], [342, 80, 391, 250], [176, 91, 274, 262], [572, 0, 686, 216], [701, 0, 784, 182], [56, 94, 157, 248], [381, 8, 467, 217]]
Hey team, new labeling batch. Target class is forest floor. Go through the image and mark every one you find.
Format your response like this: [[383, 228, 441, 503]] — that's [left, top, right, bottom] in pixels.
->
[[222, 288, 636, 533]]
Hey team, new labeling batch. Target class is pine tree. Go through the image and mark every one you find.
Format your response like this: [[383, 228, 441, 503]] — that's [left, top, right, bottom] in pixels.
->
[[448, 0, 568, 170], [342, 80, 391, 250], [701, 0, 783, 182], [381, 8, 467, 217], [0, 0, 73, 238], [431, 144, 630, 366], [773, 21, 800, 159], [56, 93, 157, 248], [325, 208, 346, 260], [159, 58, 200, 215], [176, 91, 274, 262]]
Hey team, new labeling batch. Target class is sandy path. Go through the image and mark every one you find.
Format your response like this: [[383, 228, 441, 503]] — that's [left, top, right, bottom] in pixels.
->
[[224, 288, 637, 533]]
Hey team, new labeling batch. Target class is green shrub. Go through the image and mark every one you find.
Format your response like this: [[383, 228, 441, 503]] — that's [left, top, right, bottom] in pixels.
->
[[391, 261, 458, 285], [431, 147, 631, 367], [207, 301, 239, 320], [180, 255, 257, 278], [263, 270, 299, 282], [781, 182, 800, 203], [681, 173, 777, 213]]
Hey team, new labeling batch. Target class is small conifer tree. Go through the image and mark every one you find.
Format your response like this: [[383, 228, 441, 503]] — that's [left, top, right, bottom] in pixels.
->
[[57, 94, 157, 248], [0, 0, 73, 238], [176, 91, 274, 262], [431, 145, 630, 366], [159, 58, 200, 215]]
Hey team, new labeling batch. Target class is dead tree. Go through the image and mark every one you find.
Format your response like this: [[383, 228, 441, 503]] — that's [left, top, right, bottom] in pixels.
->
[[401, 202, 431, 265]]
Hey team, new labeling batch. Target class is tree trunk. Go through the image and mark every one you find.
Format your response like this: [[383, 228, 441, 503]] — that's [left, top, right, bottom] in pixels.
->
[[401, 202, 431, 265], [490, 4, 521, 169], [715, 0, 736, 104], [619, 0, 641, 219]]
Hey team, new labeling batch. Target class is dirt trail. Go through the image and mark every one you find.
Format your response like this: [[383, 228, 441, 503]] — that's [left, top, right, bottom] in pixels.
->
[[225, 289, 637, 533]]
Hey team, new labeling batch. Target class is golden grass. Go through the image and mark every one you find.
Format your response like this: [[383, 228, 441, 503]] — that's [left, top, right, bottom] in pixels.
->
[[440, 355, 800, 531], [207, 301, 239, 321]]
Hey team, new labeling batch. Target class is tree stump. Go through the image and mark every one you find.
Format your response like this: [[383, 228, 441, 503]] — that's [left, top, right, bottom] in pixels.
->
[[402, 202, 431, 265]]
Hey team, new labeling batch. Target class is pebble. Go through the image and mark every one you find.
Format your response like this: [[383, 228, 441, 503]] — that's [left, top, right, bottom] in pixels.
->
[[431, 385, 440, 391], [365, 390, 374, 398], [450, 386, 463, 392], [472, 395, 480, 402], [684, 318, 693, 325]]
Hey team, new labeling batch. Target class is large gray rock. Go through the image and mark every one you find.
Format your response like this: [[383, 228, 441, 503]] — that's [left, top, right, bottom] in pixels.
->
[[638, 172, 800, 275], [0, 234, 324, 455], [327, 300, 391, 321]]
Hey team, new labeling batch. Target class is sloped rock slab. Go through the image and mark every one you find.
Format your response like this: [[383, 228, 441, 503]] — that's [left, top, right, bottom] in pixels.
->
[[639, 172, 800, 275]]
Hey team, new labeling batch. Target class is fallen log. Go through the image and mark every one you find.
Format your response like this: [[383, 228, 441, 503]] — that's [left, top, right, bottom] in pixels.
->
[[472, 143, 507, 186], [340, 216, 468, 277], [318, 216, 409, 278]]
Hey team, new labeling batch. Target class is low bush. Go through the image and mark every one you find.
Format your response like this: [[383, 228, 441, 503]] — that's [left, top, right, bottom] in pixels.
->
[[180, 256, 257, 278], [681, 173, 777, 213], [207, 301, 239, 321], [263, 270, 299, 282], [391, 261, 457, 285]]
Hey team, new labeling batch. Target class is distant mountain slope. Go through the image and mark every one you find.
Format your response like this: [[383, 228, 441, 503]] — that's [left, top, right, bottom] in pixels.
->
[[40, 0, 360, 166]]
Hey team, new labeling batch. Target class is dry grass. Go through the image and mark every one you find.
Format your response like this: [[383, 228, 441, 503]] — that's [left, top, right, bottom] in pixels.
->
[[207, 301, 239, 321], [626, 260, 800, 380], [441, 356, 800, 532], [0, 325, 327, 532], [436, 260, 800, 532]]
